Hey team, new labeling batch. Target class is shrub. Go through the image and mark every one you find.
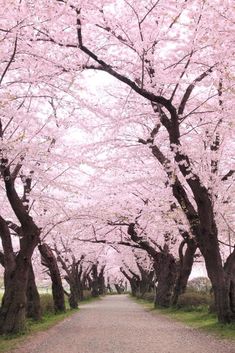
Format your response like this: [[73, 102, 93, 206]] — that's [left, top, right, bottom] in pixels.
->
[[40, 294, 55, 315], [177, 291, 213, 311], [187, 277, 212, 294]]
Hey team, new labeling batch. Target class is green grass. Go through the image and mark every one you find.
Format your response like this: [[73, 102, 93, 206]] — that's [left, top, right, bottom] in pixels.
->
[[133, 297, 235, 341], [157, 307, 235, 340], [0, 294, 100, 353], [0, 310, 75, 353]]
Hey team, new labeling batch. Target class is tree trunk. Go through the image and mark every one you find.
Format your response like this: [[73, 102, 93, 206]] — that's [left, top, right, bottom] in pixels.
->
[[0, 253, 41, 322], [172, 239, 197, 305], [107, 278, 112, 293], [154, 251, 177, 307], [230, 280, 235, 315], [114, 284, 124, 294], [120, 268, 140, 296], [138, 268, 154, 298], [82, 268, 92, 291], [68, 282, 79, 309], [130, 280, 140, 296], [38, 243, 65, 313], [0, 257, 28, 334], [77, 267, 84, 301], [78, 286, 84, 301], [146, 113, 232, 322], [224, 248, 235, 317], [26, 263, 41, 320], [64, 276, 80, 309], [195, 193, 231, 323], [91, 264, 99, 297], [98, 267, 106, 295], [0, 215, 40, 334], [168, 123, 232, 322], [139, 277, 152, 297], [127, 223, 177, 305]]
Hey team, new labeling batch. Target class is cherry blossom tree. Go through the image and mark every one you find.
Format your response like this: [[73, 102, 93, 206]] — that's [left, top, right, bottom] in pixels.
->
[[0, 0, 234, 331], [28, 0, 235, 322]]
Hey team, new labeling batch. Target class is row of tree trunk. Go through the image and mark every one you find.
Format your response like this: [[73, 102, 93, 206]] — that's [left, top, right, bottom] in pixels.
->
[[0, 163, 107, 333], [120, 221, 235, 320], [0, 224, 106, 334], [123, 222, 198, 308]]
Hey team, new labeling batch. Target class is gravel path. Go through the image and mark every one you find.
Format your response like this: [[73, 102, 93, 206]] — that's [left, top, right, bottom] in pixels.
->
[[11, 295, 235, 353]]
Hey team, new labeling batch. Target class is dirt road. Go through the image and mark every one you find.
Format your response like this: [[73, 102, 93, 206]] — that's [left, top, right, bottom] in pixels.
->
[[11, 295, 235, 353]]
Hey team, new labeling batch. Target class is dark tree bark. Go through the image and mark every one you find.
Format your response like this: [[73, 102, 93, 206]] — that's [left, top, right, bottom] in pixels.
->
[[26, 263, 41, 320], [120, 267, 140, 296], [81, 267, 92, 292], [172, 238, 198, 305], [91, 263, 99, 297], [55, 251, 85, 309], [192, 188, 231, 323], [0, 250, 41, 321], [97, 266, 106, 295], [86, 274, 93, 291], [106, 277, 112, 293], [5, 222, 42, 321], [224, 248, 235, 316], [77, 266, 84, 301], [64, 274, 79, 309], [39, 243, 66, 313], [0, 217, 40, 334], [114, 284, 122, 294], [153, 248, 177, 307], [114, 279, 125, 294], [138, 272, 154, 297], [64, 271, 79, 309], [134, 255, 154, 297]]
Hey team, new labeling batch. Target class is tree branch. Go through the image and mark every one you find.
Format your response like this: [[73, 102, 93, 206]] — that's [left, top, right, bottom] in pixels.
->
[[221, 170, 235, 182], [178, 66, 214, 115], [0, 37, 18, 85]]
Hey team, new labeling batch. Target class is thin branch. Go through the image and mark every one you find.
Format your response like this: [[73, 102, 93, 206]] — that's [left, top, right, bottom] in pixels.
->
[[180, 93, 218, 121], [75, 237, 142, 249], [170, 50, 193, 102], [42, 217, 72, 239], [220, 213, 235, 235], [178, 65, 215, 115], [139, 1, 160, 25], [0, 37, 18, 85], [218, 239, 235, 248]]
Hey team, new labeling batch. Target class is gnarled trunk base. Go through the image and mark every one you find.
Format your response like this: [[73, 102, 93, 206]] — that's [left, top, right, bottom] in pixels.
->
[[154, 252, 177, 308], [0, 264, 28, 334]]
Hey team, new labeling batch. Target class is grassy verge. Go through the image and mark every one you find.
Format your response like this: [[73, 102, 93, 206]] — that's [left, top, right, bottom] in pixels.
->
[[0, 310, 75, 353], [0, 295, 100, 353], [133, 298, 235, 341]]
